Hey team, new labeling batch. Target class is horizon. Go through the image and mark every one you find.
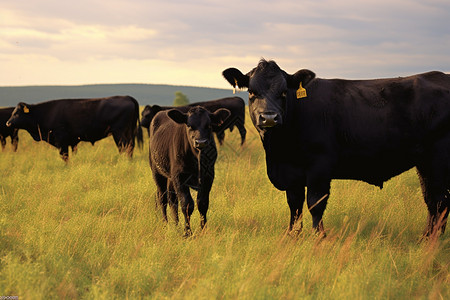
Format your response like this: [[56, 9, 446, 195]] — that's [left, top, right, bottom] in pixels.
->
[[0, 82, 232, 90]]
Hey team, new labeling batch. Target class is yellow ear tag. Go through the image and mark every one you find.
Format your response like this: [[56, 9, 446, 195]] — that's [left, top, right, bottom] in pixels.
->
[[23, 106, 30, 113], [296, 82, 307, 99], [233, 79, 238, 94]]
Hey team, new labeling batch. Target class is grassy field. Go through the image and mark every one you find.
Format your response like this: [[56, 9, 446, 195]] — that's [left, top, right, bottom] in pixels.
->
[[0, 110, 448, 299]]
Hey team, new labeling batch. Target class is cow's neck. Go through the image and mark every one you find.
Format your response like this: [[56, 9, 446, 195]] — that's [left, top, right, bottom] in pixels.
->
[[261, 126, 287, 149]]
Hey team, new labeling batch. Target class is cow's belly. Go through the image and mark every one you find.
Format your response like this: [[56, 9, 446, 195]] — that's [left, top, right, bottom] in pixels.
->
[[333, 154, 417, 188], [266, 150, 418, 190], [79, 130, 109, 143]]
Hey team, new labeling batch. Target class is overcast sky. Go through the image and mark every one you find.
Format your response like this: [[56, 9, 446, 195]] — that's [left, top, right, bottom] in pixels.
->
[[1, 0, 449, 88]]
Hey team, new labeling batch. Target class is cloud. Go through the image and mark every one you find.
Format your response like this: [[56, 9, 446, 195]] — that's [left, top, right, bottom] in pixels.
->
[[0, 0, 449, 88]]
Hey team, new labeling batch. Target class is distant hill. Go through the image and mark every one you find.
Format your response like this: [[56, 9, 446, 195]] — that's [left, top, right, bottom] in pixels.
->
[[0, 83, 248, 107]]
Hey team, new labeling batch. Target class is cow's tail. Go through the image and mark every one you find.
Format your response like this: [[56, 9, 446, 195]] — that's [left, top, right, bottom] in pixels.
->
[[131, 96, 144, 149]]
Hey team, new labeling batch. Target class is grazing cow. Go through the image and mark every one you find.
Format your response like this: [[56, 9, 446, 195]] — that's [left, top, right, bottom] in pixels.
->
[[0, 107, 19, 151], [141, 97, 246, 145], [223, 59, 450, 239], [6, 96, 143, 161], [149, 106, 230, 236]]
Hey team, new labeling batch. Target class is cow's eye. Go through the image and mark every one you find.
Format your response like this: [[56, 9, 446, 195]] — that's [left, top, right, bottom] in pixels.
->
[[281, 92, 287, 98], [248, 90, 257, 100]]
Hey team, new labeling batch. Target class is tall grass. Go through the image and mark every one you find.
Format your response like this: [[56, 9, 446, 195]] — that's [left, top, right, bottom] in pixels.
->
[[0, 111, 448, 299]]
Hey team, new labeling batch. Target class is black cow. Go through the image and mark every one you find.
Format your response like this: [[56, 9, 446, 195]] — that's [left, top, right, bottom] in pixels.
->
[[141, 97, 246, 145], [223, 59, 450, 239], [0, 107, 19, 151], [149, 106, 230, 236], [6, 96, 143, 161]]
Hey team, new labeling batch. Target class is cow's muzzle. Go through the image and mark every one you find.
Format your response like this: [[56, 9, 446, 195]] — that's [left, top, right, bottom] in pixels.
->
[[195, 139, 209, 149], [6, 121, 12, 127], [257, 112, 281, 128]]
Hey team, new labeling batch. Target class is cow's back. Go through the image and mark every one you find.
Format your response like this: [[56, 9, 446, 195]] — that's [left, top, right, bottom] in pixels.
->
[[35, 96, 136, 139], [294, 72, 450, 185], [302, 72, 450, 142], [189, 97, 245, 113], [95, 96, 137, 121]]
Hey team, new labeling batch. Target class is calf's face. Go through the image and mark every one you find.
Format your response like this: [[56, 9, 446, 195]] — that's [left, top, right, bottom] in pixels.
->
[[168, 106, 230, 150], [222, 59, 315, 136]]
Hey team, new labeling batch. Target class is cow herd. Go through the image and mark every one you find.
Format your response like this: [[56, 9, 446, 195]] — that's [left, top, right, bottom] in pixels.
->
[[1, 94, 246, 236], [1, 59, 449, 240]]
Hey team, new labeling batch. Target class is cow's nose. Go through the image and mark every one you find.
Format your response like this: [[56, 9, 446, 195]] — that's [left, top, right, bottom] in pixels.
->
[[258, 112, 280, 128], [195, 138, 208, 149]]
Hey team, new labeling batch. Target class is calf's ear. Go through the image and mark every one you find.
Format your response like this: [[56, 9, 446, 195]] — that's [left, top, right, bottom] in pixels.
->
[[222, 68, 249, 89], [210, 108, 231, 126], [286, 69, 316, 89], [167, 109, 188, 124]]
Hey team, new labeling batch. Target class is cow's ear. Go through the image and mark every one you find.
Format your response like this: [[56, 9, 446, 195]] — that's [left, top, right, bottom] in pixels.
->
[[222, 68, 249, 89], [286, 69, 316, 89], [210, 108, 231, 126], [19, 102, 30, 113], [167, 109, 188, 124]]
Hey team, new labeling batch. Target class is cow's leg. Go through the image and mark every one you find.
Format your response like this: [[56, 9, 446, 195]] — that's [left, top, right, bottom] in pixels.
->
[[59, 146, 69, 162], [237, 122, 247, 145], [198, 149, 217, 230], [112, 133, 125, 153], [197, 178, 213, 230], [112, 130, 134, 157], [124, 125, 136, 157], [196, 190, 210, 230], [125, 131, 135, 158], [173, 178, 195, 237], [12, 132, 18, 152], [71, 144, 78, 155], [152, 173, 169, 222], [417, 163, 449, 239], [167, 180, 179, 224], [286, 186, 305, 236], [70, 141, 80, 156], [306, 176, 330, 237], [0, 136, 6, 151]]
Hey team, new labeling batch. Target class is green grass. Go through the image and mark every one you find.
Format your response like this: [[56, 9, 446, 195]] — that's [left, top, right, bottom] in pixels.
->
[[0, 112, 448, 299]]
